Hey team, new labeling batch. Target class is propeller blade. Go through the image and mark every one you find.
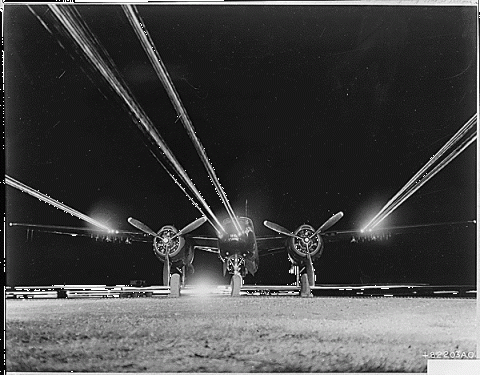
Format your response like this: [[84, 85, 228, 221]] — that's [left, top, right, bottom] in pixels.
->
[[127, 217, 157, 237], [264, 220, 300, 239], [311, 211, 344, 237], [173, 216, 207, 238], [163, 253, 171, 287], [305, 253, 315, 287], [223, 260, 227, 276]]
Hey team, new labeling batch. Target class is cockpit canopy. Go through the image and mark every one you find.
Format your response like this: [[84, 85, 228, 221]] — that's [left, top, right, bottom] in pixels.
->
[[222, 217, 254, 233]]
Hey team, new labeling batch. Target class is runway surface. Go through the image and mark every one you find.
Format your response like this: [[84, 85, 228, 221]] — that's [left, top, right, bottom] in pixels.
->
[[6, 296, 477, 373]]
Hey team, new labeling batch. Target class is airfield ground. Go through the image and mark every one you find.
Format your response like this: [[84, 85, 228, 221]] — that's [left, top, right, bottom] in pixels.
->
[[6, 296, 476, 372]]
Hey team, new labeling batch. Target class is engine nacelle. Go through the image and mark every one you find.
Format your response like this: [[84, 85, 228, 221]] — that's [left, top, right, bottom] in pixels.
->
[[153, 225, 185, 261], [287, 224, 324, 265]]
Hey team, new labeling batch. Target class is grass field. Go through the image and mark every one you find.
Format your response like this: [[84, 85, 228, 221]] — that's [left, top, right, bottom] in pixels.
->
[[6, 296, 476, 372]]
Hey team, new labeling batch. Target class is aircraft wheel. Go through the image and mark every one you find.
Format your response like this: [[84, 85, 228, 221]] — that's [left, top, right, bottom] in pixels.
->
[[230, 274, 242, 297], [169, 274, 181, 298], [300, 273, 311, 298]]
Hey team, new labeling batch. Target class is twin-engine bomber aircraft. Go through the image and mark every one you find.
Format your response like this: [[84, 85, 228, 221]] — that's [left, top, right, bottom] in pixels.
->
[[10, 210, 346, 294], [11, 214, 474, 295], [125, 210, 343, 292]]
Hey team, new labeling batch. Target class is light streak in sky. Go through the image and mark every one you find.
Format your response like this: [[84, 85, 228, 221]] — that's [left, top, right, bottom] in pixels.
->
[[362, 114, 476, 232], [122, 4, 243, 235], [5, 175, 113, 232], [39, 5, 225, 235], [367, 132, 476, 230]]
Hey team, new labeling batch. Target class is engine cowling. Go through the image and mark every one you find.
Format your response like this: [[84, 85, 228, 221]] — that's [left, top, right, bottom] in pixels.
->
[[153, 225, 185, 261], [287, 224, 324, 265]]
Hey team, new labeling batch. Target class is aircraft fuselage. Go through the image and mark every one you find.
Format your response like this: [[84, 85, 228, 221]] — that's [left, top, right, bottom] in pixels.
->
[[217, 216, 259, 276]]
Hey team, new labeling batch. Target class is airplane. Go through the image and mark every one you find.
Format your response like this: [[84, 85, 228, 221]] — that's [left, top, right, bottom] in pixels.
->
[[10, 210, 474, 296], [125, 211, 339, 292], [10, 208, 346, 294]]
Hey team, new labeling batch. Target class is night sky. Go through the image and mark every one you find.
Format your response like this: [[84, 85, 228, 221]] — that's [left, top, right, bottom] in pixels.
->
[[5, 4, 477, 286]]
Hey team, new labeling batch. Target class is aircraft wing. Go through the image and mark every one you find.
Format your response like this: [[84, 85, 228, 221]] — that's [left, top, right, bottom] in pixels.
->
[[256, 235, 288, 257], [9, 222, 222, 252], [8, 223, 151, 243], [321, 220, 476, 244], [189, 236, 220, 254], [9, 223, 218, 253]]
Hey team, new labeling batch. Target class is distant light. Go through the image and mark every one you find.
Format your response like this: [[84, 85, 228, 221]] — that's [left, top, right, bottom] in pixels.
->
[[194, 284, 216, 296], [190, 277, 219, 297]]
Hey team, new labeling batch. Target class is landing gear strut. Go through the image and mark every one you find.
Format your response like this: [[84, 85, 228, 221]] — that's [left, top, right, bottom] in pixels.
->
[[292, 265, 313, 283], [291, 265, 301, 286], [163, 261, 170, 287], [181, 266, 186, 287]]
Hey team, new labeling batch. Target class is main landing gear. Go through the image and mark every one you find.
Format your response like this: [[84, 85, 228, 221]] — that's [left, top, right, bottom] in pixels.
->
[[290, 265, 315, 286], [166, 266, 187, 298], [228, 254, 244, 297], [169, 274, 181, 298], [300, 273, 312, 298], [291, 265, 314, 298]]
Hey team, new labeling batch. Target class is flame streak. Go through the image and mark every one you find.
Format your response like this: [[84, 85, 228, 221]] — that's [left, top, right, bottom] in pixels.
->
[[41, 5, 225, 234], [363, 114, 476, 231], [6, 175, 112, 232], [123, 5, 242, 234]]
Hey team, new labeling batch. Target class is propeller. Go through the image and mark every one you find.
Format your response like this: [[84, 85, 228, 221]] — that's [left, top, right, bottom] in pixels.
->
[[128, 216, 206, 287], [127, 217, 157, 236], [263, 221, 303, 240], [170, 216, 207, 240], [309, 211, 344, 239], [128, 216, 206, 239], [264, 211, 343, 240], [264, 212, 344, 287], [263, 218, 316, 285]]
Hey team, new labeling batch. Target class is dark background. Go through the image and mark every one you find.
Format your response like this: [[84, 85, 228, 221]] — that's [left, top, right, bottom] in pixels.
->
[[5, 4, 476, 286]]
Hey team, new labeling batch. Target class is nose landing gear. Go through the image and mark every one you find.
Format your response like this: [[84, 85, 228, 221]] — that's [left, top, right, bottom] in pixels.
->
[[227, 254, 244, 296]]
